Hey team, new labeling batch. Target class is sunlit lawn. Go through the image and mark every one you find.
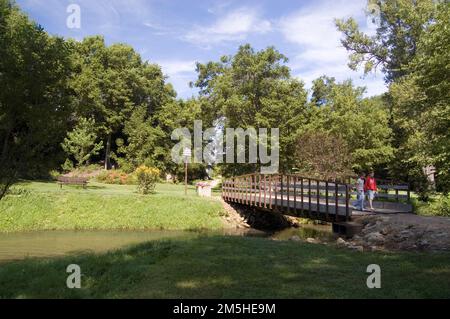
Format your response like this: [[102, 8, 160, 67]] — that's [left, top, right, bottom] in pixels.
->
[[0, 181, 225, 232]]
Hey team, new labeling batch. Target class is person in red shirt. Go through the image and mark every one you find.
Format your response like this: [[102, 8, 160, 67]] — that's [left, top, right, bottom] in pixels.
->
[[364, 171, 377, 211]]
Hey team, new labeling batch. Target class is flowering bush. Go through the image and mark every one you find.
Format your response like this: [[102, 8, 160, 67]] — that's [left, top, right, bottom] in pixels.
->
[[135, 165, 160, 194], [96, 170, 136, 185]]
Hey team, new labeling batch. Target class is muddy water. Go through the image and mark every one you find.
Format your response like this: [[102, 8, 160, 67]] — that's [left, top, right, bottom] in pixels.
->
[[0, 229, 265, 263], [0, 225, 332, 263], [271, 224, 335, 242]]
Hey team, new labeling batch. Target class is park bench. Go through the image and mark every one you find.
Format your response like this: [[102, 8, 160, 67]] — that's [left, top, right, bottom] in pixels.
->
[[57, 176, 89, 189]]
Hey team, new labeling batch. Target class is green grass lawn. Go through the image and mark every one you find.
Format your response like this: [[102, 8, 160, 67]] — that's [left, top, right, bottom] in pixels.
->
[[1, 180, 449, 299], [0, 235, 449, 298], [0, 181, 225, 232]]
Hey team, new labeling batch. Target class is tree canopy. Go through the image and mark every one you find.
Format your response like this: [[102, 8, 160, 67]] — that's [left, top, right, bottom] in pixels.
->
[[193, 44, 310, 175]]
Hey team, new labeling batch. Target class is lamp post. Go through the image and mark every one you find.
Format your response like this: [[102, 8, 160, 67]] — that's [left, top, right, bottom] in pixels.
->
[[183, 147, 192, 195]]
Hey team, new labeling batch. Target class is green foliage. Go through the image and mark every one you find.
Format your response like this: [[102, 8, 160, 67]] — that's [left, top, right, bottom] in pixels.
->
[[337, 1, 449, 193], [173, 163, 209, 183], [0, 0, 74, 198], [335, 0, 438, 82], [389, 2, 450, 192], [295, 130, 353, 181], [61, 159, 74, 173], [48, 170, 61, 181], [418, 194, 450, 217], [194, 44, 309, 175], [70, 36, 175, 170], [61, 118, 103, 167], [308, 77, 393, 172], [117, 105, 169, 173], [135, 165, 160, 194]]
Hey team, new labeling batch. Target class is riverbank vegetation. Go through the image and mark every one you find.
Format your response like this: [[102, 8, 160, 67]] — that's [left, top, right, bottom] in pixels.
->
[[0, 182, 224, 233], [416, 194, 450, 217], [1, 236, 449, 298]]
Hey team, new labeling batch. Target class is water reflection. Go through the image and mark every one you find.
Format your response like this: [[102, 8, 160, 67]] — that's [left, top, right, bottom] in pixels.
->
[[0, 229, 265, 263], [0, 225, 332, 263], [272, 224, 334, 242]]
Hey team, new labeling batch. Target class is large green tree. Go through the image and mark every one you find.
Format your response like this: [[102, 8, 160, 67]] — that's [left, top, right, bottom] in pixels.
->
[[308, 76, 393, 172], [0, 0, 73, 198], [390, 2, 450, 192], [61, 117, 103, 167], [337, 0, 448, 194], [336, 0, 438, 82], [70, 37, 173, 170], [193, 44, 310, 175]]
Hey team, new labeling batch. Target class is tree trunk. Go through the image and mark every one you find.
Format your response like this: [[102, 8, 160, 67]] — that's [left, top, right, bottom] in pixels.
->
[[1, 129, 11, 163], [104, 134, 111, 170]]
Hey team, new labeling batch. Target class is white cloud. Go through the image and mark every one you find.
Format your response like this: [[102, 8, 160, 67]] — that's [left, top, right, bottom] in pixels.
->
[[279, 0, 386, 97], [207, 1, 233, 14], [156, 60, 198, 97], [279, 0, 363, 48], [183, 7, 272, 46], [157, 60, 197, 76]]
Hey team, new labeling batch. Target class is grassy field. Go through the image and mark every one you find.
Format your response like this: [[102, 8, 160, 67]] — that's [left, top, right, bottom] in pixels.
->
[[0, 235, 449, 298], [1, 180, 450, 299], [0, 181, 225, 232]]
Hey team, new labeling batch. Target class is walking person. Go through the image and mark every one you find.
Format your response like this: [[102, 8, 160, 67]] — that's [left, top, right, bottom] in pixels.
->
[[353, 173, 365, 211], [364, 171, 377, 211]]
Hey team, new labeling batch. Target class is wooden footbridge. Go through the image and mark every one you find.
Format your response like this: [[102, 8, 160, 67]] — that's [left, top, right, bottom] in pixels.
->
[[222, 174, 413, 224]]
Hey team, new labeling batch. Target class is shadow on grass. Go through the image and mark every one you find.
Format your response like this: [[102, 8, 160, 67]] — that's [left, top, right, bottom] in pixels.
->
[[0, 236, 450, 299]]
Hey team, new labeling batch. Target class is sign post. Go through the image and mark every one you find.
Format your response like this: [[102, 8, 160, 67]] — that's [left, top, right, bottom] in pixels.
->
[[183, 148, 192, 195]]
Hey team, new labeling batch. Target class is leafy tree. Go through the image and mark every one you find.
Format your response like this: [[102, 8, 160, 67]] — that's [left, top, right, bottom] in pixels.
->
[[154, 98, 204, 176], [390, 2, 450, 193], [295, 131, 353, 181], [335, 0, 438, 82], [116, 105, 167, 172], [336, 1, 449, 195], [193, 44, 310, 175], [71, 37, 172, 170], [308, 77, 393, 172], [61, 118, 103, 167], [0, 0, 73, 199]]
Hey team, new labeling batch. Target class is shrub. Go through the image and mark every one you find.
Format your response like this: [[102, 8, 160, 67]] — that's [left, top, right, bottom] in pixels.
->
[[49, 170, 61, 181], [135, 165, 160, 194], [421, 195, 450, 217], [96, 170, 136, 185], [61, 159, 74, 173]]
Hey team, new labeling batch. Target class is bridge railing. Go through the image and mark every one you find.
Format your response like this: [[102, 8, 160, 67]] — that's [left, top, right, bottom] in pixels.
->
[[222, 174, 351, 222], [344, 176, 411, 203]]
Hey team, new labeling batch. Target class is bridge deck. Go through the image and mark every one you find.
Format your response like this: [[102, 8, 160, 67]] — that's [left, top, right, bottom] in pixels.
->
[[222, 174, 413, 223]]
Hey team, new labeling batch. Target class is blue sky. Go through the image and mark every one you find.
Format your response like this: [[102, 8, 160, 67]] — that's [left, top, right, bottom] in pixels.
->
[[16, 0, 387, 99]]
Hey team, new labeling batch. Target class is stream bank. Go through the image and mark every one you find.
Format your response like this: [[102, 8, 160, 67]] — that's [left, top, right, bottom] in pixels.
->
[[338, 214, 450, 252], [220, 200, 450, 252]]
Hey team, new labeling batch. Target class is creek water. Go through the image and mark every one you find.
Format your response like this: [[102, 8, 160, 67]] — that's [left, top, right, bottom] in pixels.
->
[[0, 225, 333, 263]]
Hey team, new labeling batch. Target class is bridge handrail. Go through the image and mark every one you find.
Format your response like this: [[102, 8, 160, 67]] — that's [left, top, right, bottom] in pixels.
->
[[222, 173, 352, 222]]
